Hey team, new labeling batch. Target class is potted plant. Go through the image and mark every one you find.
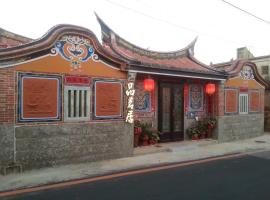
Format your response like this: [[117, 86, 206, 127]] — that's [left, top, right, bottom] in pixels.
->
[[139, 122, 151, 146], [186, 127, 200, 140], [148, 128, 160, 145], [139, 122, 160, 146], [198, 120, 207, 139], [134, 120, 142, 147], [206, 117, 217, 138]]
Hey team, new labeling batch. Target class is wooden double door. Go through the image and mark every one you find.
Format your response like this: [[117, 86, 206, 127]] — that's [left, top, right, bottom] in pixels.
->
[[158, 83, 184, 142]]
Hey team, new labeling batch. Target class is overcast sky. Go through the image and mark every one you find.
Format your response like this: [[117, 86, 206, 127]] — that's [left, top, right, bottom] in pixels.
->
[[1, 0, 270, 64]]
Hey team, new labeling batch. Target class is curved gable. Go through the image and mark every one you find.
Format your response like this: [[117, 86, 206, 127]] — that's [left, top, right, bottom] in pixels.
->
[[0, 24, 126, 71], [228, 61, 269, 88]]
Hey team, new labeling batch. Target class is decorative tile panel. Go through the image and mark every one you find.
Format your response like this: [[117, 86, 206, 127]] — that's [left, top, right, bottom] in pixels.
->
[[134, 81, 151, 112], [189, 84, 203, 111]]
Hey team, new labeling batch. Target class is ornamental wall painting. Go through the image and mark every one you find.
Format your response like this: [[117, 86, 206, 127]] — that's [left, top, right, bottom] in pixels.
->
[[94, 80, 123, 119], [189, 84, 203, 111], [51, 35, 98, 72], [239, 65, 254, 80], [18, 73, 61, 122], [134, 81, 151, 112]]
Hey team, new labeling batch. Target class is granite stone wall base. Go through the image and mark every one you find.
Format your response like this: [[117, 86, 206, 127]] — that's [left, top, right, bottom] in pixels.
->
[[14, 122, 133, 170], [0, 124, 15, 174], [217, 114, 264, 142]]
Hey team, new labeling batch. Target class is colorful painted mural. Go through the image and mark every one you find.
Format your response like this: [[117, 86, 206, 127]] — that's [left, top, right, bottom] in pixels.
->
[[240, 65, 254, 80], [134, 82, 151, 112], [51, 35, 98, 72], [189, 84, 203, 111]]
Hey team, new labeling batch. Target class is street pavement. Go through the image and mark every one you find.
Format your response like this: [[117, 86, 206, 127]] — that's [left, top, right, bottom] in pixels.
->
[[2, 150, 270, 200], [1, 134, 270, 195]]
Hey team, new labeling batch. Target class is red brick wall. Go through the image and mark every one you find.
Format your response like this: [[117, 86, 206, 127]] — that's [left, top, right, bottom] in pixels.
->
[[0, 67, 15, 123]]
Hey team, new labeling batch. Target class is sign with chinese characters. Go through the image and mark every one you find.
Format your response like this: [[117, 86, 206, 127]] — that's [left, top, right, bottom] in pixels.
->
[[249, 90, 260, 112], [126, 82, 135, 123], [225, 89, 238, 114], [64, 75, 90, 86], [18, 73, 61, 122], [94, 80, 123, 119]]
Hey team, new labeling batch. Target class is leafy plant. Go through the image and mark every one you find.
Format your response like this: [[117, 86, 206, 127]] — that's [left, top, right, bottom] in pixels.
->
[[186, 117, 217, 139], [186, 126, 200, 137], [139, 122, 160, 141], [207, 117, 217, 128]]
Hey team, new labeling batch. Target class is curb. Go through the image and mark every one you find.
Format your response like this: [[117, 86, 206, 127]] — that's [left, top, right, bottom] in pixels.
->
[[0, 152, 246, 198]]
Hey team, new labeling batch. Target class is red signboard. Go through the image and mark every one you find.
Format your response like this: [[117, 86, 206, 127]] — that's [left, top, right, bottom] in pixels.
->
[[239, 87, 248, 92], [64, 76, 90, 86]]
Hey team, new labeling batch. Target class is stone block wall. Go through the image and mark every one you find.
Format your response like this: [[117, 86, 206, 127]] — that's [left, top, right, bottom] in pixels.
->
[[0, 125, 14, 166], [14, 121, 133, 169], [217, 114, 264, 142]]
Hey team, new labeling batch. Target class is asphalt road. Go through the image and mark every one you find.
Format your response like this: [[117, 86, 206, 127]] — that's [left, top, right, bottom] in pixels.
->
[[3, 151, 270, 200]]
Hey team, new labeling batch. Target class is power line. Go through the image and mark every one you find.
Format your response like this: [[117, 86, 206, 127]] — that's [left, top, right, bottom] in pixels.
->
[[101, 0, 270, 52], [103, 0, 200, 35], [220, 0, 270, 26]]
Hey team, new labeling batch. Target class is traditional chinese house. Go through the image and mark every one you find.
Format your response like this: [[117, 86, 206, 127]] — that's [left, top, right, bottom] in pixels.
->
[[0, 16, 268, 171], [213, 60, 269, 141]]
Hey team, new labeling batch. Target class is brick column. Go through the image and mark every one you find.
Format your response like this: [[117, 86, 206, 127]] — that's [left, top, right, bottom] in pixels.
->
[[0, 68, 15, 123], [212, 80, 225, 140], [217, 80, 225, 117], [0, 67, 16, 173]]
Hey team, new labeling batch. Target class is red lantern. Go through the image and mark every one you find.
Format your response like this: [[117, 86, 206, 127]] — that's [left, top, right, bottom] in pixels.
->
[[205, 83, 216, 95], [144, 78, 155, 92]]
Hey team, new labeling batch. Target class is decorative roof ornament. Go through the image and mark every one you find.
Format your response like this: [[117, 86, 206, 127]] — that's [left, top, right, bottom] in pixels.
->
[[51, 35, 99, 72], [239, 65, 254, 80]]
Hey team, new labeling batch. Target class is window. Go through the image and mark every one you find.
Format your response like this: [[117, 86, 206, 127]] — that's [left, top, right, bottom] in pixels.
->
[[64, 86, 90, 121], [239, 94, 248, 114], [261, 66, 269, 75]]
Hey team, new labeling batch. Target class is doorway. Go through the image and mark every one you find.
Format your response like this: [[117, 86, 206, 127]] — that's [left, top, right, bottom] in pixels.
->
[[158, 82, 184, 142]]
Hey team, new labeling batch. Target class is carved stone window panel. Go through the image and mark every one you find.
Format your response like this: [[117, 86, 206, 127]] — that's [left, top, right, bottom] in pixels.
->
[[64, 86, 90, 121]]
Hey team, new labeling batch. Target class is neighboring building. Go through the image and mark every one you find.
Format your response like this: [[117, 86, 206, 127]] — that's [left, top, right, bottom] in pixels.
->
[[0, 28, 33, 48], [237, 47, 270, 131], [237, 47, 270, 81], [0, 16, 268, 172], [214, 60, 269, 139]]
